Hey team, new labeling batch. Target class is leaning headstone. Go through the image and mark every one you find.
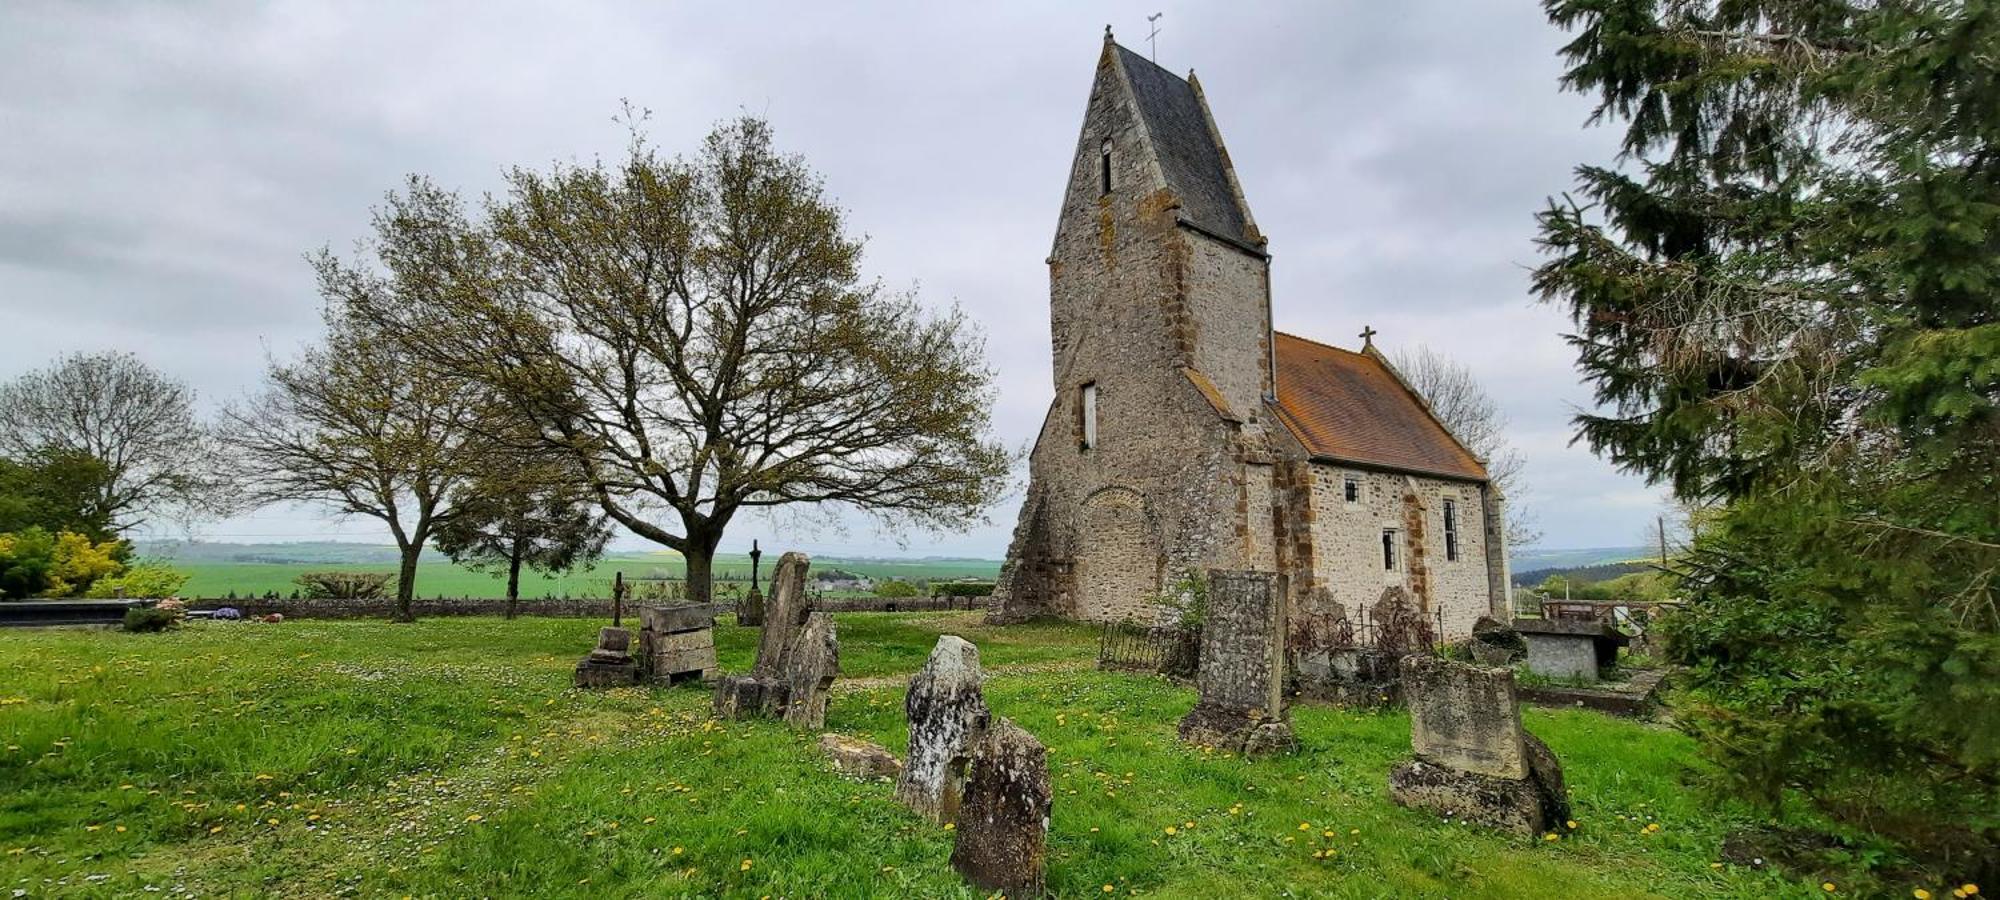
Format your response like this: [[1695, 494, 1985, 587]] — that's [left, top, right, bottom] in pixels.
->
[[573, 626, 641, 688], [819, 733, 902, 779], [1469, 616, 1527, 666], [781, 612, 839, 729], [1388, 655, 1568, 834], [639, 603, 727, 684], [712, 552, 840, 730], [895, 635, 990, 824], [1177, 570, 1295, 755], [753, 552, 812, 677], [949, 717, 1049, 898]]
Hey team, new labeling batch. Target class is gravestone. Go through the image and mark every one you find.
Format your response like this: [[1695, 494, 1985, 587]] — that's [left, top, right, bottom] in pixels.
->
[[895, 635, 990, 824], [736, 587, 764, 628], [781, 612, 839, 729], [753, 552, 812, 677], [1513, 617, 1628, 681], [1388, 655, 1568, 834], [573, 626, 641, 688], [1177, 570, 1295, 755], [712, 552, 839, 729], [949, 717, 1050, 898], [638, 602, 727, 684]]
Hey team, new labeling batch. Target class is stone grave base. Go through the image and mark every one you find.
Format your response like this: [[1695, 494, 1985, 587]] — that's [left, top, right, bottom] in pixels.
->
[[574, 657, 640, 688], [819, 733, 902, 779], [1177, 703, 1297, 756], [1389, 734, 1569, 835], [713, 675, 790, 719]]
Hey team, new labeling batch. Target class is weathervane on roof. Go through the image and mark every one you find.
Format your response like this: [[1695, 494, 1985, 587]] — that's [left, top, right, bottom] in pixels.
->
[[1359, 325, 1378, 349], [1146, 12, 1164, 61]]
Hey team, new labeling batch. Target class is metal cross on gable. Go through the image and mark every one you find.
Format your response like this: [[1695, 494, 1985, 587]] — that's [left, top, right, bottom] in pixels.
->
[[1146, 12, 1163, 61], [1359, 325, 1378, 348]]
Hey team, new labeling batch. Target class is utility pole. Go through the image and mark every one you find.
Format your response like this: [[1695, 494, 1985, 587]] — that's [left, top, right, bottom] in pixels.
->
[[1658, 516, 1668, 566]]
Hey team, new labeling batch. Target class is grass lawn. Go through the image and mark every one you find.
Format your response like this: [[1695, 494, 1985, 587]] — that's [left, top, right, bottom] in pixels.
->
[[0, 613, 1844, 898]]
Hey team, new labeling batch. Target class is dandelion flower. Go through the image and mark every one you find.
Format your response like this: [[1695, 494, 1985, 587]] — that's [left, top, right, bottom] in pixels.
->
[[1915, 890, 1931, 899], [944, 823, 955, 831], [672, 846, 684, 855], [1962, 887, 1979, 898], [740, 859, 753, 871], [1164, 826, 1177, 836], [1544, 833, 1559, 842], [465, 814, 483, 823], [1104, 886, 1116, 893], [1566, 820, 1577, 829], [1298, 822, 1311, 831], [1824, 884, 1837, 893]]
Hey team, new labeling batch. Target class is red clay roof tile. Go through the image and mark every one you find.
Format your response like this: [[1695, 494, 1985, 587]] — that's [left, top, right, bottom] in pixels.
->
[[1270, 332, 1488, 482]]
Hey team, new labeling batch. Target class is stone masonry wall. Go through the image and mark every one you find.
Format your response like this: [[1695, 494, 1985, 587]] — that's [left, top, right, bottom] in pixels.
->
[[1300, 465, 1492, 640]]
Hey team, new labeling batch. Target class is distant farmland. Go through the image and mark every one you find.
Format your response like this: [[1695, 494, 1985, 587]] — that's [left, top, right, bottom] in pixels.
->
[[147, 546, 1002, 599]]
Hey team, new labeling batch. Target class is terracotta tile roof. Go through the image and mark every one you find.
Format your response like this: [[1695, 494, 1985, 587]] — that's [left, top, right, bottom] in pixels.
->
[[1270, 332, 1489, 482]]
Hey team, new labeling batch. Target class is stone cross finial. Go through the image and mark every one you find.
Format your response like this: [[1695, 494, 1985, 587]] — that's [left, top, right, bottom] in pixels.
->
[[1359, 325, 1378, 348]]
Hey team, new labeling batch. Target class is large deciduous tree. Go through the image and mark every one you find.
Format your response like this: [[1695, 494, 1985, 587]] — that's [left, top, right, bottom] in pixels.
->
[[1538, 0, 1998, 874], [338, 117, 1011, 602], [230, 310, 489, 621], [1389, 345, 1539, 547], [433, 452, 612, 617], [0, 351, 230, 534]]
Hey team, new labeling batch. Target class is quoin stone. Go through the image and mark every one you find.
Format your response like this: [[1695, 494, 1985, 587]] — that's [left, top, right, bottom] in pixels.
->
[[989, 34, 1512, 644], [949, 717, 1051, 898], [895, 635, 990, 824], [1177, 570, 1295, 755], [1388, 655, 1569, 834]]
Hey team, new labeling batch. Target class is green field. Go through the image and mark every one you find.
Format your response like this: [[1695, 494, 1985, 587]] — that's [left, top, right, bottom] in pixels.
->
[[0, 612, 1883, 897], [167, 552, 1001, 599]]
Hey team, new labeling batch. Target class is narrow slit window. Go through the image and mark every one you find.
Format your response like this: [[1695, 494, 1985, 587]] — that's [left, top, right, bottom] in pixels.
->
[[1080, 382, 1098, 450], [1099, 138, 1112, 195], [1382, 529, 1399, 571], [1443, 499, 1459, 562], [1343, 475, 1360, 504]]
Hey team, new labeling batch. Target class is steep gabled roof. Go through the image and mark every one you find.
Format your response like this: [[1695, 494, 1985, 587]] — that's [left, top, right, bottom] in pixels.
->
[[1113, 44, 1252, 244], [1270, 332, 1489, 482]]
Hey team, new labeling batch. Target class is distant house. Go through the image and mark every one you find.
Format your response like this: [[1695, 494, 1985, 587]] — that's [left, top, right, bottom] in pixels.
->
[[813, 569, 874, 593]]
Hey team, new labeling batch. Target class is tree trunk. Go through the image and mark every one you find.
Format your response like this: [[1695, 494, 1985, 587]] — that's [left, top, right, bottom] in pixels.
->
[[684, 540, 716, 604], [505, 548, 523, 620], [394, 543, 421, 623]]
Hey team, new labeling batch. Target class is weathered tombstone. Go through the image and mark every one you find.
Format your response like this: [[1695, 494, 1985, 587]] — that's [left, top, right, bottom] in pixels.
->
[[753, 552, 812, 677], [1388, 655, 1568, 834], [895, 635, 990, 823], [819, 733, 902, 779], [638, 602, 726, 683], [573, 626, 641, 688], [712, 551, 839, 729], [1177, 570, 1295, 755], [1512, 617, 1628, 681], [781, 612, 839, 729], [738, 541, 766, 626], [1469, 616, 1527, 667], [949, 717, 1050, 898]]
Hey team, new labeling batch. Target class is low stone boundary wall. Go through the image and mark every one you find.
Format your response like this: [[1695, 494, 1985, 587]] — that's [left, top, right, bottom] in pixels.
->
[[813, 595, 990, 614], [183, 594, 988, 620]]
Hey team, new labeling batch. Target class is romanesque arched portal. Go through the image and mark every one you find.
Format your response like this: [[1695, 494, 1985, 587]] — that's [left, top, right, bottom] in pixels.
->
[[1072, 488, 1161, 622]]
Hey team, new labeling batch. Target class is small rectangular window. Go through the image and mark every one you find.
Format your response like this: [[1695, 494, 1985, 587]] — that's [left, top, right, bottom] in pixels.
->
[[1100, 139, 1112, 195], [1382, 529, 1398, 571], [1443, 499, 1459, 562], [1080, 382, 1098, 450], [1343, 476, 1360, 504]]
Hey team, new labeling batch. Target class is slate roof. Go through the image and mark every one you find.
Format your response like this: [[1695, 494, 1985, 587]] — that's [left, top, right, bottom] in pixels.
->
[[1270, 332, 1489, 482], [1114, 44, 1252, 244]]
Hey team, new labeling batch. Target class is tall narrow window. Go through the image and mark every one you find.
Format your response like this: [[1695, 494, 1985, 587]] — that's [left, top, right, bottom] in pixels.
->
[[1099, 138, 1112, 195], [1382, 529, 1399, 571], [1343, 475, 1360, 504], [1443, 499, 1460, 562], [1080, 382, 1099, 450]]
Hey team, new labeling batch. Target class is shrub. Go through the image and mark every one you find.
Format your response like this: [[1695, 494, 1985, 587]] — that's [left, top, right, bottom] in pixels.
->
[[294, 571, 391, 600], [84, 562, 189, 599], [873, 579, 920, 599], [122, 606, 179, 633], [931, 581, 995, 598], [212, 606, 242, 621], [0, 528, 56, 599]]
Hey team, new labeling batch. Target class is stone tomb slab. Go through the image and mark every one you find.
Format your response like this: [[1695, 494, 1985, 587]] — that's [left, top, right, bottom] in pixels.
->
[[1177, 570, 1294, 754], [1512, 618, 1628, 681]]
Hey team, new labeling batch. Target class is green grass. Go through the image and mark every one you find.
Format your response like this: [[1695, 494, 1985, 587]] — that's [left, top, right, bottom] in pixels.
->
[[0, 613, 1866, 897], [169, 553, 1001, 600]]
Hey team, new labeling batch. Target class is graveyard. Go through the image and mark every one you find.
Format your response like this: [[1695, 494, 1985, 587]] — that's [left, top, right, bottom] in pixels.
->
[[0, 607, 1845, 898]]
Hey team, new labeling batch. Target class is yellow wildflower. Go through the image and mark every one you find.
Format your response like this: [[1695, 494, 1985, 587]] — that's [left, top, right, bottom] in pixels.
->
[[740, 859, 753, 871]]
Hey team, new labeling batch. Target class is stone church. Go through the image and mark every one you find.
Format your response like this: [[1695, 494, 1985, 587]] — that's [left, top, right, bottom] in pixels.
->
[[989, 35, 1511, 640]]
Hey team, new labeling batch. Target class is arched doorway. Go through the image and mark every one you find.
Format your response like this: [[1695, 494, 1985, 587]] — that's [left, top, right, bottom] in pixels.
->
[[1072, 488, 1160, 622]]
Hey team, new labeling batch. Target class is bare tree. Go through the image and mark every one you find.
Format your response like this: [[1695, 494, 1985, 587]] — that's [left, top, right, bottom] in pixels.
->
[[340, 117, 1012, 602], [1389, 345, 1539, 547], [229, 310, 488, 621], [0, 351, 231, 534]]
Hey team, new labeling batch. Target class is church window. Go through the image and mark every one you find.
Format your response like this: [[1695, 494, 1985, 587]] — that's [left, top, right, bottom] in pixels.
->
[[1443, 499, 1459, 561], [1099, 138, 1113, 195], [1343, 475, 1360, 504], [1382, 529, 1399, 571], [1080, 382, 1099, 450]]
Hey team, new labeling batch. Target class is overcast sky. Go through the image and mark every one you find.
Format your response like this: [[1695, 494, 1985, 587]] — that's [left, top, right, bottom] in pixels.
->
[[0, 1, 1669, 558]]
